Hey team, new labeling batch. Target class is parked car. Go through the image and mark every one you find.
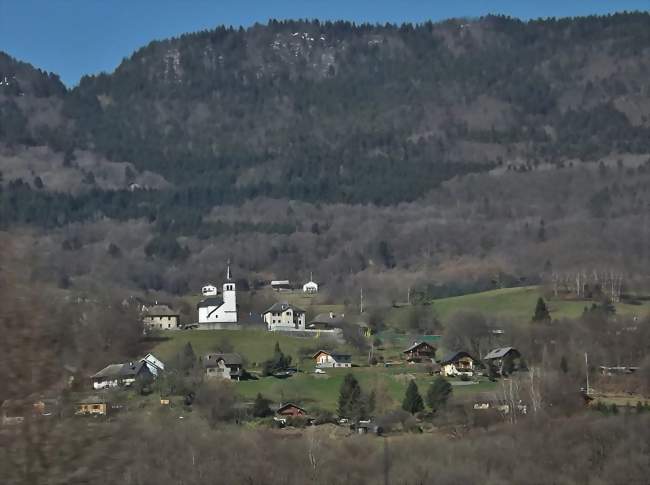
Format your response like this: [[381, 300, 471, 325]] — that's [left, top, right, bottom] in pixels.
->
[[314, 368, 326, 374]]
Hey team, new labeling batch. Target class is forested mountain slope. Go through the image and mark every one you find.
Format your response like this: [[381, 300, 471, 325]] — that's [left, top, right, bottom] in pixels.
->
[[4, 14, 650, 205], [2, 14, 650, 296]]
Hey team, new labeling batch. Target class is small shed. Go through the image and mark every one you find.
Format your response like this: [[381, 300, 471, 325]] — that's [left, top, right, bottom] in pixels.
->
[[76, 396, 109, 416], [271, 280, 292, 291]]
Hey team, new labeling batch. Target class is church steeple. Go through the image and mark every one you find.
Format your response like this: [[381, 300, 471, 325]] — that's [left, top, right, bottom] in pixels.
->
[[226, 259, 232, 281]]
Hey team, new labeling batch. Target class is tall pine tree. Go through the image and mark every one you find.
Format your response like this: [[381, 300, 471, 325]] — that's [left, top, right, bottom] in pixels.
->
[[532, 297, 551, 322], [426, 377, 452, 413], [402, 380, 424, 414], [338, 373, 364, 419]]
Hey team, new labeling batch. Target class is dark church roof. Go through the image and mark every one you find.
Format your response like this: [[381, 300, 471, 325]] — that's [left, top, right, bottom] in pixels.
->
[[197, 297, 224, 309]]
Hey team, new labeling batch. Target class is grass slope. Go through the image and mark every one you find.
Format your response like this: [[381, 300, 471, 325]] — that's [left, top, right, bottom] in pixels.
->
[[236, 367, 496, 412], [150, 330, 356, 367], [429, 286, 650, 323], [149, 331, 495, 412]]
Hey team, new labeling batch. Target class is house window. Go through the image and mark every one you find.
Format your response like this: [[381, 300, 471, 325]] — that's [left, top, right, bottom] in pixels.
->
[[92, 404, 100, 410]]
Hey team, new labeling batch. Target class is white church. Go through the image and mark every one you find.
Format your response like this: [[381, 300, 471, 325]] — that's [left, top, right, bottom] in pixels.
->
[[197, 265, 237, 328]]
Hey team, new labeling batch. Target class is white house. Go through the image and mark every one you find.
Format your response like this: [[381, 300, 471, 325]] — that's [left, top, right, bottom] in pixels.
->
[[263, 302, 306, 331], [303, 281, 318, 293], [202, 284, 217, 296], [313, 350, 352, 368], [197, 266, 237, 325]]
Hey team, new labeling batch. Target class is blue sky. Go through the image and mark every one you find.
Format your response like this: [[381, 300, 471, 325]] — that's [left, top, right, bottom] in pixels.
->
[[1, 0, 648, 86]]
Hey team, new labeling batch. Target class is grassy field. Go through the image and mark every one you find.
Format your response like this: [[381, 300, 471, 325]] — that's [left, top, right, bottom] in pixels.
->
[[384, 286, 650, 326], [235, 367, 497, 411], [149, 329, 358, 367], [149, 330, 496, 412]]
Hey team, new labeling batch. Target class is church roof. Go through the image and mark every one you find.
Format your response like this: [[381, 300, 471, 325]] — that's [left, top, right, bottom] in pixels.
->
[[197, 297, 224, 309]]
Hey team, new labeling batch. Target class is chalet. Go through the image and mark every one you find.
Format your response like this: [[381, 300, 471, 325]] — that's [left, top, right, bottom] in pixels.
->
[[313, 350, 352, 368], [91, 361, 153, 390], [439, 351, 478, 377], [276, 403, 307, 417], [271, 280, 292, 291], [483, 347, 522, 375], [142, 304, 180, 331], [263, 302, 306, 331], [403, 342, 437, 362], [76, 396, 109, 416], [203, 353, 244, 381]]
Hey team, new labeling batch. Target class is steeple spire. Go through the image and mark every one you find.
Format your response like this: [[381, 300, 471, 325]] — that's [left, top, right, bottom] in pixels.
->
[[226, 259, 232, 281]]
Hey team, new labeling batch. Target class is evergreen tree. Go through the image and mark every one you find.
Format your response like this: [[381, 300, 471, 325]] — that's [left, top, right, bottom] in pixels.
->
[[426, 377, 452, 413], [402, 380, 424, 415], [262, 342, 292, 376], [338, 373, 363, 419], [252, 393, 272, 418], [532, 297, 551, 322]]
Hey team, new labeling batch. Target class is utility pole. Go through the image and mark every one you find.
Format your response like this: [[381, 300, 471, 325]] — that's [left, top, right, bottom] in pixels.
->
[[585, 352, 590, 395], [360, 287, 364, 313], [407, 287, 410, 305]]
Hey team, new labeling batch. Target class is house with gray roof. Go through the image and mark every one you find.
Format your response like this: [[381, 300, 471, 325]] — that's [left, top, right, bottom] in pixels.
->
[[308, 312, 346, 330], [263, 302, 306, 331], [203, 353, 244, 380], [143, 303, 180, 331], [91, 361, 153, 390], [483, 347, 522, 376]]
